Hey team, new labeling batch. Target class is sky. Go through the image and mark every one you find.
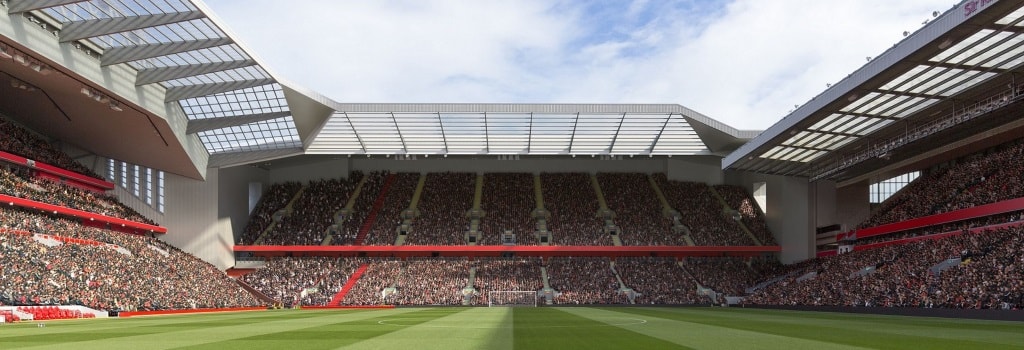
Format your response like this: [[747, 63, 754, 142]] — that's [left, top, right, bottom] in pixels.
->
[[203, 0, 955, 131]]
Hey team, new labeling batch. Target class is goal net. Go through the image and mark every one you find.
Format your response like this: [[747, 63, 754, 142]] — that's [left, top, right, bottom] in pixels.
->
[[487, 291, 538, 307]]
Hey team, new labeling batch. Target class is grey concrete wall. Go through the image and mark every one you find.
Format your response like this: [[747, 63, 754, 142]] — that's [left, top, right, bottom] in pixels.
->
[[159, 169, 236, 270], [814, 180, 838, 230], [665, 156, 724, 184], [269, 158, 350, 183], [836, 180, 871, 232], [725, 171, 813, 263], [218, 166, 269, 243], [349, 157, 670, 174]]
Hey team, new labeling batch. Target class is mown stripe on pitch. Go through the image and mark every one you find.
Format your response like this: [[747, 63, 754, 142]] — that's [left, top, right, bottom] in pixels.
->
[[561, 307, 870, 350], [340, 307, 515, 350], [618, 307, 1024, 348], [606, 307, 1024, 350], [0, 308, 341, 345], [0, 311, 337, 348], [704, 307, 1024, 333], [170, 307, 468, 350], [512, 307, 694, 350]]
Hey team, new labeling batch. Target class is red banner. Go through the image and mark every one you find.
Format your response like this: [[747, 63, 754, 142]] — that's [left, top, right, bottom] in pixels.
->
[[0, 150, 114, 191], [0, 194, 166, 234], [848, 197, 1024, 239]]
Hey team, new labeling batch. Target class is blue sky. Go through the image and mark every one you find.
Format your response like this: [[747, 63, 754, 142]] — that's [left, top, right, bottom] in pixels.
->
[[203, 0, 953, 130]]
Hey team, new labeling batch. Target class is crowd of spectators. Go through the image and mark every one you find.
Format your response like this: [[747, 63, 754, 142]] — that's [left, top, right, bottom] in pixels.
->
[[238, 182, 301, 245], [239, 173, 785, 247], [391, 258, 469, 305], [655, 174, 754, 246], [683, 257, 763, 296], [0, 118, 103, 180], [746, 227, 1023, 309], [240, 257, 360, 306], [540, 173, 609, 245], [0, 206, 258, 311], [361, 173, 418, 246], [546, 257, 624, 305], [480, 173, 536, 245], [616, 257, 701, 304], [0, 166, 155, 225], [406, 172, 475, 245], [334, 172, 385, 245], [261, 175, 359, 245], [861, 141, 1024, 228], [714, 185, 777, 245], [598, 173, 678, 246], [471, 257, 543, 305], [854, 211, 1022, 246], [341, 259, 402, 305]]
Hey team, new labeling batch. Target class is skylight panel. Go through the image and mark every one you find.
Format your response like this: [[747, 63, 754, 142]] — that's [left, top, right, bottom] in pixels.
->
[[880, 65, 930, 91], [995, 7, 1024, 26], [930, 30, 994, 63]]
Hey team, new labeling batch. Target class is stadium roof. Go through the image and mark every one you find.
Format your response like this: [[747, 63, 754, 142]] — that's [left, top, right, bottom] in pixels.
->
[[1, 0, 756, 176], [307, 103, 757, 157], [725, 0, 1024, 183]]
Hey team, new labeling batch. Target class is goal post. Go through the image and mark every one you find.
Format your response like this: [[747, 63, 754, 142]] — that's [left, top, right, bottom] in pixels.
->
[[487, 291, 538, 307]]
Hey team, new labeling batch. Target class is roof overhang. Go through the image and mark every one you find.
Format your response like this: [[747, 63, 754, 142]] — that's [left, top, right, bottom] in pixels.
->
[[305, 103, 757, 158], [724, 0, 1024, 183]]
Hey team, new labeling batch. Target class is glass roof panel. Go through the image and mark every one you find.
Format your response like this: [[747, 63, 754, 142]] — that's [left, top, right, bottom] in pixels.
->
[[841, 92, 881, 114], [996, 6, 1024, 25], [761, 146, 798, 161], [178, 83, 286, 120], [930, 30, 994, 63], [41, 0, 195, 22], [529, 114, 576, 154], [760, 145, 788, 159], [891, 98, 938, 119], [851, 118, 894, 136], [650, 114, 703, 155], [610, 114, 667, 154], [163, 65, 269, 86], [907, 68, 969, 94], [822, 135, 855, 150], [348, 113, 404, 153], [197, 116, 300, 154], [305, 115, 362, 154], [485, 113, 531, 153], [826, 115, 870, 134], [880, 65, 931, 91], [943, 31, 1014, 65], [781, 131, 811, 147], [927, 72, 995, 97], [801, 133, 835, 150], [394, 113, 445, 153], [127, 44, 248, 70], [796, 150, 827, 163], [440, 113, 487, 154], [965, 33, 1024, 67], [808, 114, 842, 130]]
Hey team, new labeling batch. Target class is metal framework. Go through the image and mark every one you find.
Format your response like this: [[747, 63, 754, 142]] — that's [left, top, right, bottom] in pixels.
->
[[724, 1, 1024, 181], [306, 104, 739, 156], [17, 0, 301, 157], [10, 1, 749, 163]]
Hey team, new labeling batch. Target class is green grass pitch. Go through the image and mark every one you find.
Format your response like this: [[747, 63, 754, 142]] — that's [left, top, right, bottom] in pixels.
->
[[2, 307, 1022, 349]]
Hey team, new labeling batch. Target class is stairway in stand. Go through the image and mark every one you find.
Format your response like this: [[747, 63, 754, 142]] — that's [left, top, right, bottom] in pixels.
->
[[354, 174, 396, 245], [328, 264, 369, 306]]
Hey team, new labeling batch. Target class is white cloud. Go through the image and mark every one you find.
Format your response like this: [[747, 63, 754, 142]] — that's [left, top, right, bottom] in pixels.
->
[[206, 0, 953, 130]]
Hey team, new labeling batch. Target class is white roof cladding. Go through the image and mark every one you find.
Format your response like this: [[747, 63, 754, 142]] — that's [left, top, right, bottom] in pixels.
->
[[308, 103, 757, 157], [724, 0, 1024, 180], [13, 0, 753, 169]]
